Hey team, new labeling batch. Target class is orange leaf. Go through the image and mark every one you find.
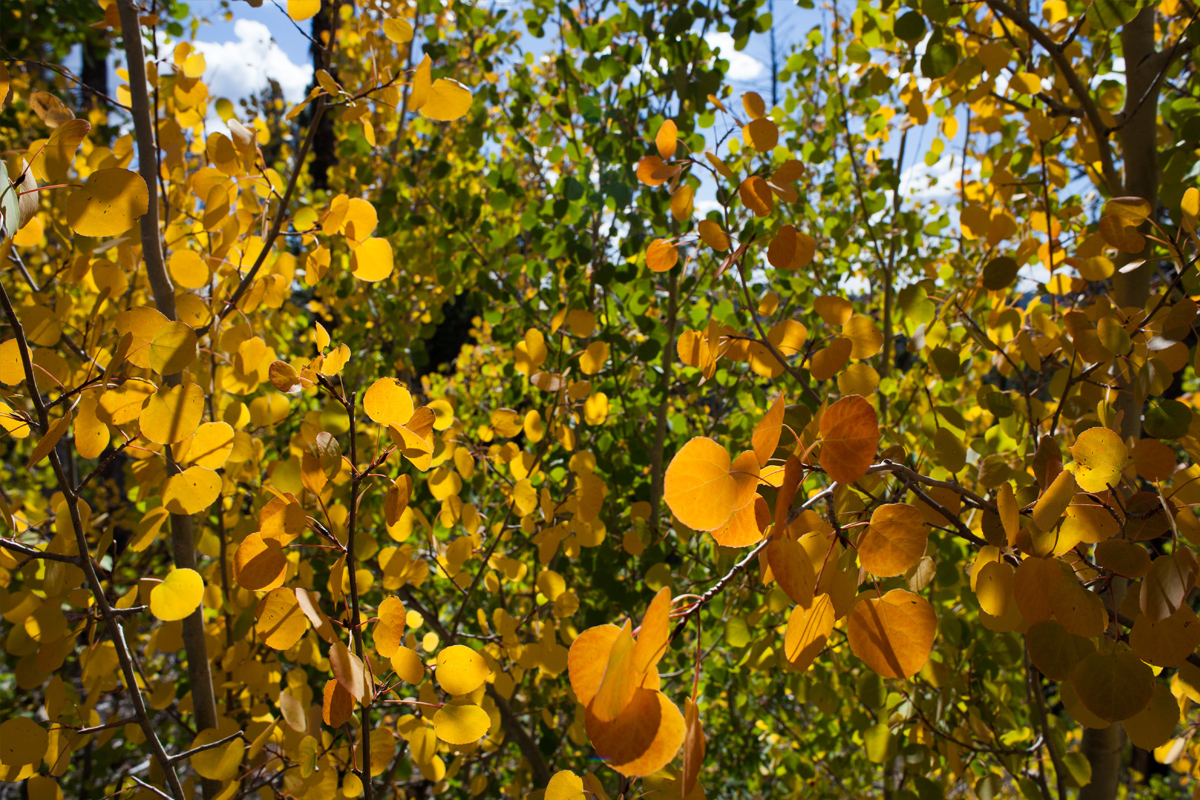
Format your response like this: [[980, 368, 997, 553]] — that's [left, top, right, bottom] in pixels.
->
[[858, 504, 929, 577], [847, 589, 936, 679], [818, 396, 879, 484], [656, 119, 677, 160], [584, 687, 685, 777], [591, 621, 637, 722], [738, 176, 773, 217], [712, 495, 769, 548], [664, 438, 759, 532], [646, 239, 678, 273], [783, 593, 835, 672], [681, 698, 706, 796]]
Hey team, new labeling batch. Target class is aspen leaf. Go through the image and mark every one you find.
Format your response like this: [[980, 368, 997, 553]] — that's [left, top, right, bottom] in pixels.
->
[[997, 483, 1019, 545], [656, 119, 677, 160], [390, 646, 425, 684], [697, 220, 729, 251], [74, 394, 109, 460], [162, 466, 221, 514], [330, 641, 372, 704], [436, 645, 489, 695], [1070, 427, 1128, 492], [738, 176, 773, 217], [150, 568, 204, 621], [41, 118, 90, 183], [1071, 650, 1154, 722], [27, 412, 71, 469], [65, 168, 148, 237], [432, 701, 490, 745], [818, 395, 879, 484], [364, 378, 414, 426], [974, 560, 1015, 618], [810, 337, 853, 380], [1026, 619, 1094, 680], [646, 239, 678, 273], [859, 504, 928, 577], [0, 717, 48, 766], [234, 533, 288, 591], [1129, 606, 1200, 667], [636, 156, 675, 186], [751, 394, 785, 468], [743, 118, 778, 152], [187, 422, 235, 469], [255, 587, 309, 650], [591, 622, 637, 722], [1013, 557, 1066, 622], [351, 237, 393, 281], [568, 624, 621, 706], [842, 315, 883, 359], [713, 494, 769, 547], [767, 536, 816, 606], [545, 771, 586, 800], [115, 307, 169, 370], [784, 593, 835, 671], [422, 79, 472, 121], [670, 184, 694, 221], [140, 382, 204, 445], [742, 92, 766, 119], [814, 296, 853, 326], [383, 18, 414, 43], [1122, 683, 1179, 751], [149, 321, 198, 375], [584, 687, 685, 777], [1141, 551, 1198, 622], [580, 341, 608, 374], [287, 0, 321, 21], [632, 588, 672, 679], [664, 438, 759, 532], [385, 475, 413, 527], [374, 596, 406, 658], [682, 698, 706, 797], [1031, 470, 1076, 531], [323, 678, 353, 727], [847, 590, 936, 679], [1094, 538, 1150, 577]]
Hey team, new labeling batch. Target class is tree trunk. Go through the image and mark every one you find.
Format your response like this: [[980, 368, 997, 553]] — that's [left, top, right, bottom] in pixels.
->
[[1082, 9, 1161, 800], [309, 0, 342, 191]]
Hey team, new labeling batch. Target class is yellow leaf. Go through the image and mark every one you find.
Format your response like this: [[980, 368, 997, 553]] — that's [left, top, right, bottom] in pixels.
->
[[646, 239, 678, 273], [422, 78, 472, 121], [140, 382, 204, 444], [656, 119, 678, 160], [1070, 426, 1128, 493], [150, 568, 204, 621], [698, 220, 729, 252], [149, 320, 198, 375], [374, 596, 406, 658], [858, 504, 929, 577], [185, 421, 235, 469], [431, 701, 490, 745], [435, 644, 490, 695], [410, 54, 431, 112], [391, 646, 425, 684], [743, 118, 778, 153], [65, 168, 148, 237], [287, 0, 321, 21], [168, 250, 210, 289], [350, 237, 393, 281], [664, 438, 759, 532], [383, 18, 413, 43], [818, 395, 879, 485], [0, 717, 48, 766], [579, 341, 608, 375], [743, 91, 766, 120], [255, 587, 310, 650], [364, 378, 414, 426], [847, 589, 937, 679], [545, 771, 586, 800], [74, 394, 109, 460], [162, 466, 221, 514], [27, 412, 71, 469]]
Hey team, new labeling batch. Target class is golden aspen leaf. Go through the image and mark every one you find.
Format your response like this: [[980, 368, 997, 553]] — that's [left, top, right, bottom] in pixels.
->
[[422, 78, 472, 121], [150, 568, 203, 622], [681, 698, 706, 797], [1058, 495, 1117, 550], [545, 771, 586, 800], [330, 641, 372, 704], [385, 475, 413, 527], [296, 588, 338, 644], [585, 687, 685, 777], [0, 62, 9, 108], [1010, 71, 1042, 94], [1130, 606, 1200, 667], [234, 533, 287, 591], [0, 717, 48, 766], [1070, 427, 1128, 492], [168, 250, 210, 289], [815, 296, 853, 326], [140, 382, 204, 445], [374, 596, 406, 658], [0, 338, 23, 385], [115, 306, 169, 369], [41, 118, 90, 183], [838, 363, 879, 396], [767, 225, 797, 269], [1013, 557, 1066, 622], [713, 494, 769, 548], [568, 624, 621, 706], [26, 776, 60, 800], [436, 645, 489, 696], [1071, 650, 1154, 722], [409, 54, 431, 111], [350, 237, 393, 281], [842, 315, 883, 359], [818, 395, 879, 485], [656, 119, 678, 160], [997, 483, 1019, 546], [65, 168, 147, 237], [1031, 470, 1077, 531], [738, 176, 772, 217], [847, 589, 937, 679], [1026, 619, 1094, 680], [859, 504, 929, 577], [148, 321, 197, 376], [1123, 683, 1179, 751], [341, 198, 378, 244], [580, 341, 608, 375], [287, 0, 321, 21], [784, 593, 835, 672], [1141, 551, 1198, 622], [432, 701, 490, 745], [1131, 438, 1177, 482], [187, 421, 234, 469], [1094, 538, 1150, 578], [697, 220, 729, 252], [670, 184, 694, 222], [279, 690, 306, 733], [323, 679, 353, 728], [255, 587, 309, 650], [742, 92, 766, 120], [632, 588, 672, 679], [974, 560, 1016, 617], [768, 536, 816, 606], [364, 378, 414, 427], [743, 118, 778, 152], [664, 438, 760, 532], [592, 621, 637, 722], [646, 239, 678, 273], [74, 394, 109, 460], [27, 412, 71, 469], [162, 466, 221, 514], [636, 155, 674, 186], [390, 646, 425, 684], [383, 18, 413, 43], [810, 337, 853, 381], [752, 394, 785, 468]]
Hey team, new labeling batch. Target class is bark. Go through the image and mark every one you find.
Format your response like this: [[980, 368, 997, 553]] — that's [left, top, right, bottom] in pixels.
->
[[80, 32, 108, 110], [1083, 9, 1161, 799], [309, 0, 342, 191]]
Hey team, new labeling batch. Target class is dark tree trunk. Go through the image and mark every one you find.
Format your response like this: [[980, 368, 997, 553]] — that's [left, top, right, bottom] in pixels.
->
[[309, 0, 343, 191]]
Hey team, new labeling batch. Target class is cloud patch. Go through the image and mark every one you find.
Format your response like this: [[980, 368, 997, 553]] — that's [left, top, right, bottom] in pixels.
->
[[705, 33, 765, 82], [192, 20, 313, 104]]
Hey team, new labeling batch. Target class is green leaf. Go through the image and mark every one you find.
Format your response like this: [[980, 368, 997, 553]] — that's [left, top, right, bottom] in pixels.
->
[[982, 256, 1019, 290], [894, 12, 927, 43], [1144, 399, 1192, 439]]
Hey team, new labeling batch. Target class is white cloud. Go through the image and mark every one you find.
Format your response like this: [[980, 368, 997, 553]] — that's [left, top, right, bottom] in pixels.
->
[[705, 33, 765, 82], [192, 20, 312, 105]]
